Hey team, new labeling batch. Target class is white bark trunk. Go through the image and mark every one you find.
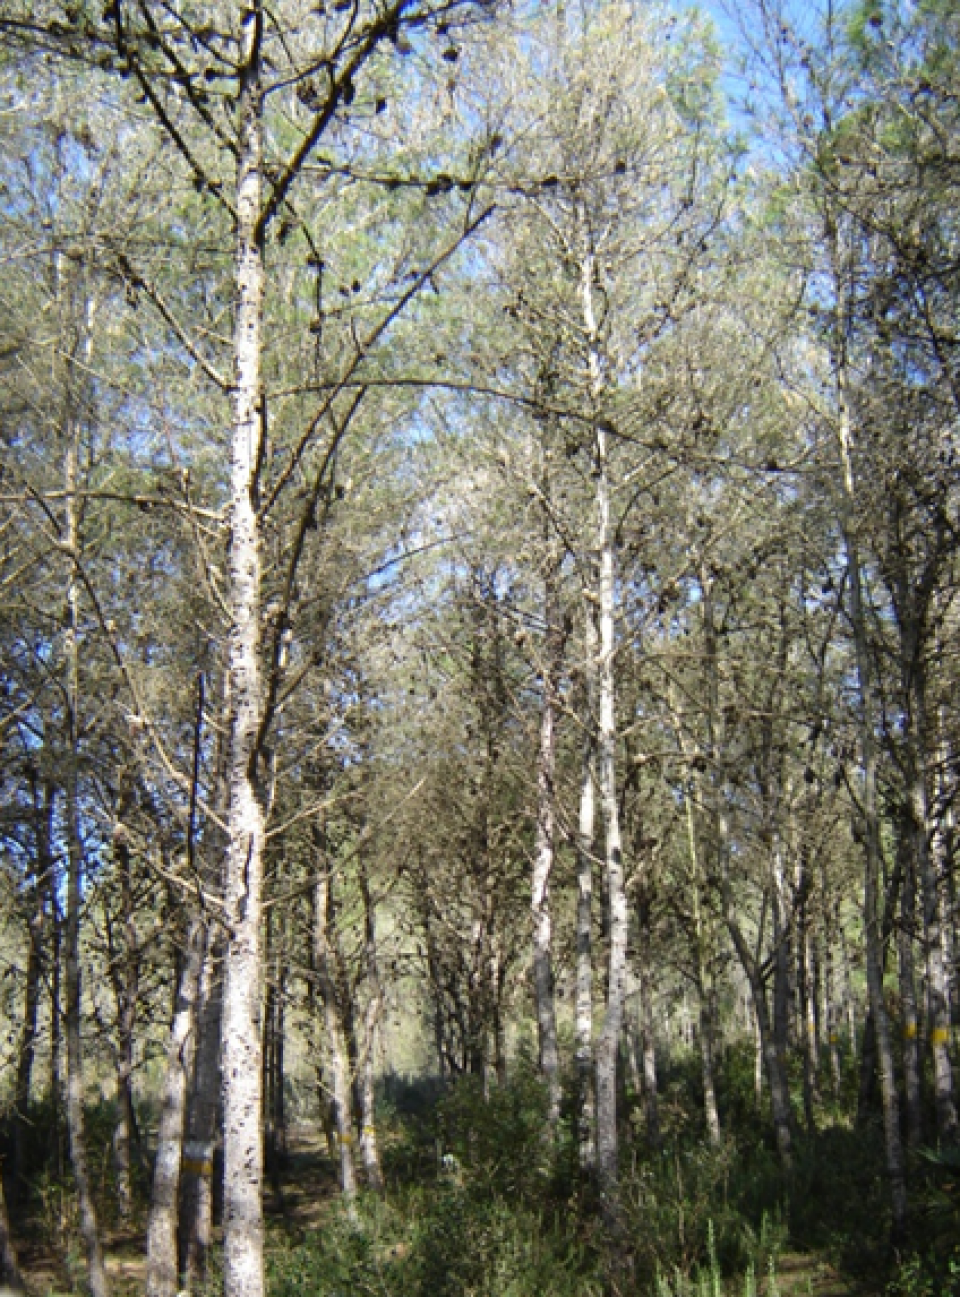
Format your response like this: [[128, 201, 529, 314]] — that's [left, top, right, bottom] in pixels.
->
[[180, 930, 222, 1290], [314, 870, 357, 1204], [62, 296, 110, 1297], [222, 10, 267, 1297], [358, 863, 384, 1193], [146, 917, 204, 1297], [532, 533, 562, 1128], [594, 420, 627, 1203], [834, 301, 908, 1241], [580, 237, 627, 1202], [904, 662, 957, 1140], [576, 615, 597, 1173]]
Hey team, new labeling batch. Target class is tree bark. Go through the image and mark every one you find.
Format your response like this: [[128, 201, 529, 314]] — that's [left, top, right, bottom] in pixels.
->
[[832, 271, 908, 1239], [146, 916, 204, 1297], [313, 866, 357, 1204], [903, 653, 957, 1141], [358, 860, 384, 1193], [532, 506, 562, 1129], [62, 294, 110, 1297], [680, 772, 721, 1145], [577, 226, 627, 1207], [897, 829, 923, 1149], [221, 11, 267, 1296], [576, 620, 597, 1175], [109, 824, 140, 1226], [593, 399, 627, 1207], [0, 1171, 22, 1290], [14, 773, 55, 1192], [180, 930, 222, 1291], [635, 893, 661, 1149], [725, 911, 794, 1165], [797, 852, 820, 1133]]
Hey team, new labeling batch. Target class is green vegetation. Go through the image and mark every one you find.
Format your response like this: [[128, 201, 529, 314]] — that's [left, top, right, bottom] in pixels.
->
[[0, 2, 958, 1296]]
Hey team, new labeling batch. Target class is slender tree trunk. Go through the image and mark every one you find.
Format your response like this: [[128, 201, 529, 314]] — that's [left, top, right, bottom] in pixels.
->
[[62, 308, 110, 1297], [897, 830, 923, 1149], [221, 10, 267, 1296], [797, 853, 820, 1133], [532, 524, 562, 1129], [823, 902, 843, 1099], [576, 639, 597, 1175], [799, 931, 819, 1133], [593, 432, 627, 1204], [146, 916, 204, 1297], [111, 825, 139, 1226], [263, 906, 287, 1207], [358, 994, 384, 1194], [64, 662, 109, 1288], [771, 843, 792, 1062], [680, 769, 721, 1144], [49, 874, 64, 1187], [180, 930, 222, 1292], [726, 915, 794, 1165], [635, 898, 661, 1149], [698, 968, 721, 1145], [14, 776, 54, 1192], [832, 276, 908, 1240], [698, 575, 723, 1142], [358, 861, 384, 1193], [578, 223, 627, 1210], [905, 660, 957, 1141], [0, 1172, 22, 1290], [314, 868, 357, 1204]]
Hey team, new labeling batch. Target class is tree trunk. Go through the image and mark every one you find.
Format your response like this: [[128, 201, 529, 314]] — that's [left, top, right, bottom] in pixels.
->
[[726, 914, 793, 1165], [64, 666, 109, 1297], [263, 906, 287, 1207], [63, 328, 110, 1297], [698, 969, 721, 1145], [221, 10, 267, 1297], [635, 904, 661, 1149], [593, 426, 627, 1204], [771, 843, 792, 1063], [110, 825, 140, 1226], [698, 576, 723, 1143], [146, 916, 204, 1297], [833, 283, 908, 1240], [823, 903, 843, 1100], [575, 212, 627, 1209], [680, 764, 721, 1145], [532, 524, 562, 1129], [180, 930, 222, 1292], [905, 662, 957, 1141], [358, 861, 384, 1193], [14, 774, 55, 1193], [576, 630, 597, 1175], [0, 1171, 22, 1290], [797, 854, 820, 1133], [897, 830, 923, 1149], [314, 868, 357, 1204]]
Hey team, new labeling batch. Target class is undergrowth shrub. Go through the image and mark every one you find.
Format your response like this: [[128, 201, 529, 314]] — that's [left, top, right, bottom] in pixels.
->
[[435, 1069, 557, 1200], [624, 1136, 786, 1288], [268, 1188, 601, 1297]]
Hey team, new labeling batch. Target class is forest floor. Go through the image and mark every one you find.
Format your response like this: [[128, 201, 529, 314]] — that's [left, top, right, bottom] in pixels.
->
[[773, 1252, 872, 1296], [11, 1127, 886, 1297]]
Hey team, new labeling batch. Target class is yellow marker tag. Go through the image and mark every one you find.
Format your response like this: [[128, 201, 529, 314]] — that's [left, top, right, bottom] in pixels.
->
[[903, 1022, 918, 1040], [931, 1026, 951, 1047]]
